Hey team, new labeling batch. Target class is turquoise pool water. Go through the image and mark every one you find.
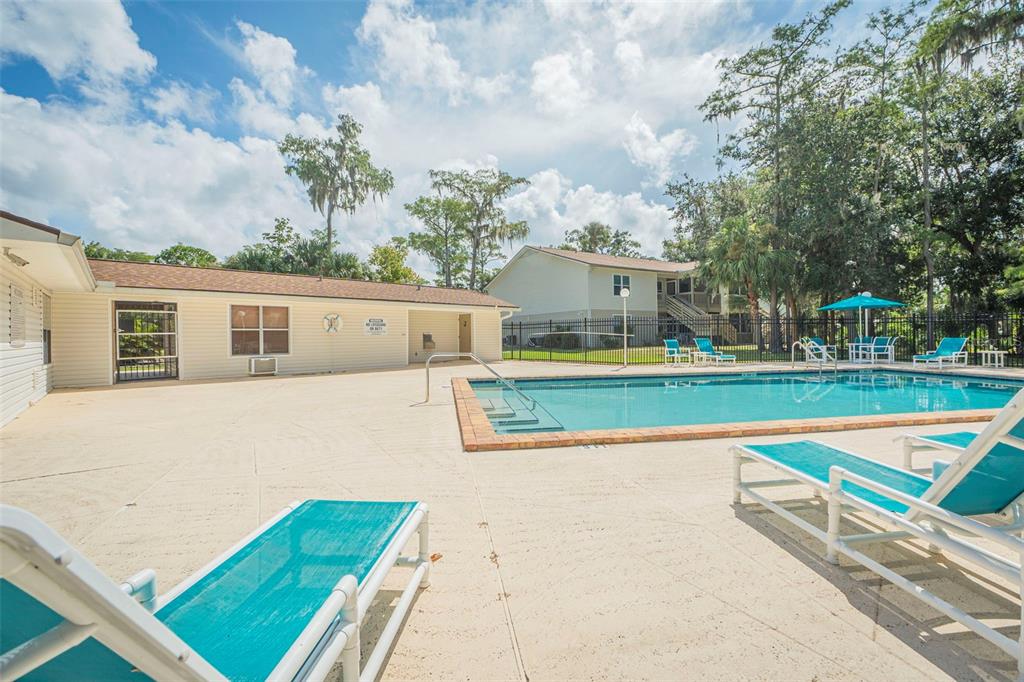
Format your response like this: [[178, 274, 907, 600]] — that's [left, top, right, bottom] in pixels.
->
[[470, 371, 1023, 434]]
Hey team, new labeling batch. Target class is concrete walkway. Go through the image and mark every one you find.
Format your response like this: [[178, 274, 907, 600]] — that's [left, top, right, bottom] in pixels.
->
[[1, 361, 1019, 681]]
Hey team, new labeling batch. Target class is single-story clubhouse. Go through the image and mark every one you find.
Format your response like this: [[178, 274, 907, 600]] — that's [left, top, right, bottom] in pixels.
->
[[1, 211, 516, 426]]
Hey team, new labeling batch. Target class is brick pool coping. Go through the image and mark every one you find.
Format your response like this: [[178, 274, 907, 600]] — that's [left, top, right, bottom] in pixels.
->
[[452, 376, 1000, 452]]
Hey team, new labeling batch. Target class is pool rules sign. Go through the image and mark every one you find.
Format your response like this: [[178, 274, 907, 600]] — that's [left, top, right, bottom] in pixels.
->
[[364, 318, 388, 336]]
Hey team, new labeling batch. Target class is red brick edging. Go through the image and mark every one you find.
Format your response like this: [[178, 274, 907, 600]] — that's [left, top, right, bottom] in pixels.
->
[[451, 377, 998, 452]]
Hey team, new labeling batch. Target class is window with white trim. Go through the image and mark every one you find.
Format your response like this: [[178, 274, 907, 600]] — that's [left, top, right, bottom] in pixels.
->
[[231, 305, 289, 355], [613, 274, 631, 296]]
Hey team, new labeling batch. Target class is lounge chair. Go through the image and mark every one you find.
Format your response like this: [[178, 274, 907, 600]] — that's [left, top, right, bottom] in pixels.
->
[[901, 430, 982, 469], [0, 499, 430, 681], [864, 336, 899, 364], [694, 337, 736, 364], [808, 337, 837, 355], [731, 389, 1024, 676], [663, 339, 687, 365], [913, 337, 968, 367]]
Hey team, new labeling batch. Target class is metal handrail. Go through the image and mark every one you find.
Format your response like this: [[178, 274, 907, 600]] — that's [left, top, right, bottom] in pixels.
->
[[424, 352, 536, 409], [792, 339, 838, 375]]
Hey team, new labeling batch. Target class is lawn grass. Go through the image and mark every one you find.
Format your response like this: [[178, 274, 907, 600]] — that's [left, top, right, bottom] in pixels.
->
[[502, 345, 791, 365]]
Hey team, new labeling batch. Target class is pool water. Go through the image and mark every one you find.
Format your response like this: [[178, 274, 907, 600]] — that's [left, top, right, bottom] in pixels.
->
[[470, 371, 1022, 434]]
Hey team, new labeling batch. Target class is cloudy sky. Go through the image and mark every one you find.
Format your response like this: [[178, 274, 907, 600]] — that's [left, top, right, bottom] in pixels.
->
[[0, 0, 877, 276]]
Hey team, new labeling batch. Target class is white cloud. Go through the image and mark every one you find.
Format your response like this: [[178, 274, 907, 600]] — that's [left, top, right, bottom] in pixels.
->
[[0, 90, 312, 257], [236, 20, 305, 107], [323, 81, 390, 124], [623, 112, 697, 186], [502, 169, 672, 256], [356, 0, 512, 106], [613, 41, 644, 79], [530, 42, 594, 116], [0, 1, 155, 87], [229, 78, 296, 138], [144, 81, 218, 124]]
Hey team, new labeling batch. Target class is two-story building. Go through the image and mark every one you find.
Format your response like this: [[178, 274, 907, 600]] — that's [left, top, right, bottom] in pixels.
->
[[485, 246, 738, 344]]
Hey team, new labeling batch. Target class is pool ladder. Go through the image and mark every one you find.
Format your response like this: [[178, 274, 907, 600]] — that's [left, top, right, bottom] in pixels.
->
[[791, 340, 838, 376], [422, 352, 535, 408], [422, 353, 564, 431]]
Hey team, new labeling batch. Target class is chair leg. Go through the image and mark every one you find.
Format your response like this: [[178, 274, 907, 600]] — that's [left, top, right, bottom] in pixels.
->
[[341, 587, 360, 681], [826, 478, 842, 565], [902, 438, 915, 470], [418, 511, 431, 588], [732, 450, 742, 504]]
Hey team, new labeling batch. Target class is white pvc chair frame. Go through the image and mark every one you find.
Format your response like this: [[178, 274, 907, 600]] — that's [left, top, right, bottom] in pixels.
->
[[731, 438, 1023, 677], [913, 341, 969, 368], [0, 499, 430, 682]]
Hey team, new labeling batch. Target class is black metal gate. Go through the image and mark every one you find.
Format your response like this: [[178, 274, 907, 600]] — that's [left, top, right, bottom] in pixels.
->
[[115, 302, 178, 381]]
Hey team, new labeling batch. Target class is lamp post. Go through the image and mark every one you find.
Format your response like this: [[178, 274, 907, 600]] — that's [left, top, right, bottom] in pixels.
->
[[620, 287, 630, 367]]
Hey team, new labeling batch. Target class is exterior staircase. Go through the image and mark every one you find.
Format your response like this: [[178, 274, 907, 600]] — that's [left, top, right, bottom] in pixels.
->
[[663, 295, 739, 344]]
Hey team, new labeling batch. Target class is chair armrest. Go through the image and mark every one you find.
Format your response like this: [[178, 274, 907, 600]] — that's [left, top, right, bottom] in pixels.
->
[[121, 568, 158, 612], [827, 466, 1024, 553]]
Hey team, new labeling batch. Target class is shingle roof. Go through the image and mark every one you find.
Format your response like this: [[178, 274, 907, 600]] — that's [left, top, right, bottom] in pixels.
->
[[532, 247, 697, 273], [88, 259, 517, 308]]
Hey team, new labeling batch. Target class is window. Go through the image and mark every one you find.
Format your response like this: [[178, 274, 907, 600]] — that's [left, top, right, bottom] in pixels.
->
[[656, 280, 663, 295], [42, 293, 51, 365], [231, 305, 289, 355], [613, 274, 631, 296]]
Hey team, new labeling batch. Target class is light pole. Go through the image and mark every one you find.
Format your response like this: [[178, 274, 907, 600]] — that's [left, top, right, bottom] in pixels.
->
[[620, 287, 630, 367]]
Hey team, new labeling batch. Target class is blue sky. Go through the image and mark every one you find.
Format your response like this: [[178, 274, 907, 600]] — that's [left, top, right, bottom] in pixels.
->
[[0, 0, 879, 275]]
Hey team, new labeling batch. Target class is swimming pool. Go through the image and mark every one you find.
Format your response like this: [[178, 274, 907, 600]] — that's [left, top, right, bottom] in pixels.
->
[[469, 370, 1022, 435]]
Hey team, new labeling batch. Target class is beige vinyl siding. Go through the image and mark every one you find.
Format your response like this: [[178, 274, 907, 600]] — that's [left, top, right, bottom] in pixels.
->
[[408, 310, 459, 363], [486, 249, 589, 320], [587, 266, 658, 314], [177, 297, 409, 379], [1, 263, 51, 425], [472, 310, 503, 361], [51, 292, 111, 388]]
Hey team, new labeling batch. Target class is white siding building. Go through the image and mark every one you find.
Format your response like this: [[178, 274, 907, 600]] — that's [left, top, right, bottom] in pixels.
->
[[1, 211, 515, 426]]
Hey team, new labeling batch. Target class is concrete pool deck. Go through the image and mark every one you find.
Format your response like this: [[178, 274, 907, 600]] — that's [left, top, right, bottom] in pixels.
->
[[1, 360, 1021, 680]]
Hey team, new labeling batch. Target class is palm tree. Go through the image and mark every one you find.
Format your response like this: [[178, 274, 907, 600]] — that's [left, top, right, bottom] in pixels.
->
[[700, 217, 770, 349]]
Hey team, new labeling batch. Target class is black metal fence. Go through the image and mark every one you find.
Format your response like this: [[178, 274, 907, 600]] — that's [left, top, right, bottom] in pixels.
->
[[502, 313, 1024, 367]]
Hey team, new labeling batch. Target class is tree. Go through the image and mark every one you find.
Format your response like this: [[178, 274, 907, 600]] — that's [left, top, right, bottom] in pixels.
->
[[278, 114, 394, 265], [83, 242, 153, 262], [700, 218, 771, 349], [367, 237, 425, 284], [224, 218, 368, 279], [662, 174, 752, 262], [406, 194, 471, 287], [428, 168, 530, 290], [560, 222, 642, 257], [700, 1, 849, 347], [154, 244, 217, 268]]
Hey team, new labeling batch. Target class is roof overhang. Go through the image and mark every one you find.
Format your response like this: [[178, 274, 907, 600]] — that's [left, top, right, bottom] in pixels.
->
[[0, 211, 95, 292]]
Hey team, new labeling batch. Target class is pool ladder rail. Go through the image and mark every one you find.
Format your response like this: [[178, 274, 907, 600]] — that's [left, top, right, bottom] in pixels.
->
[[791, 340, 838, 375], [422, 352, 564, 431]]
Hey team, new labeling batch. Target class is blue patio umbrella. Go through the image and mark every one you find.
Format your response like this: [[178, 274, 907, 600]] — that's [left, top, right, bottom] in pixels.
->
[[819, 292, 905, 338]]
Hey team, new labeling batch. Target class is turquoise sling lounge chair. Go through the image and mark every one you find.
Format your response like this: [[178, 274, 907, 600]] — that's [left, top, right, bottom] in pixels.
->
[[913, 336, 968, 367], [864, 336, 899, 364], [0, 499, 430, 682], [732, 389, 1024, 675], [808, 337, 836, 354], [694, 337, 736, 364], [663, 339, 687, 365]]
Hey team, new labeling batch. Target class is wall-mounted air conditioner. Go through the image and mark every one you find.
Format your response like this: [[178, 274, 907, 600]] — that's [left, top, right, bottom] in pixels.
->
[[248, 356, 278, 376]]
